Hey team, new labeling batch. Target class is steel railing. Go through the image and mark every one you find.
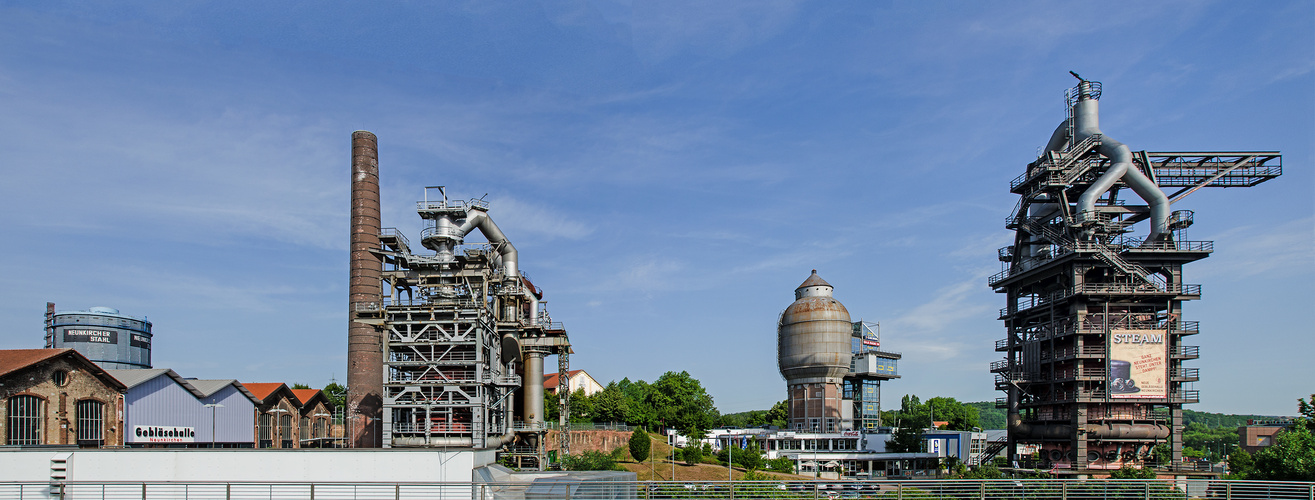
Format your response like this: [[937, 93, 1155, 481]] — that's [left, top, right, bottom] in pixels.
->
[[415, 198, 489, 212], [7, 479, 1313, 500]]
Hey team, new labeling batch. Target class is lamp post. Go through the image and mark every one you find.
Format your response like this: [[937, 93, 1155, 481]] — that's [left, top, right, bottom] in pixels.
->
[[313, 412, 331, 447], [204, 403, 224, 448], [268, 408, 288, 448]]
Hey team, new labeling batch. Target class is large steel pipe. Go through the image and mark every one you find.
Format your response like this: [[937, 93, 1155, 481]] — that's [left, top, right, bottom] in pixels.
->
[[522, 350, 546, 428], [347, 130, 383, 448], [1043, 80, 1171, 241], [458, 209, 518, 277], [1008, 417, 1170, 440]]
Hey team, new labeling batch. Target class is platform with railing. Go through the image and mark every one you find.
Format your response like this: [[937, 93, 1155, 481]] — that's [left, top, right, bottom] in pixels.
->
[[8, 479, 1313, 500]]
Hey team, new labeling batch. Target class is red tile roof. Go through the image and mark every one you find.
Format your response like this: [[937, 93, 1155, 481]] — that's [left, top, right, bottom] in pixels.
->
[[0, 349, 68, 378], [291, 389, 323, 407], [243, 382, 288, 401], [0, 348, 126, 390], [543, 370, 586, 389]]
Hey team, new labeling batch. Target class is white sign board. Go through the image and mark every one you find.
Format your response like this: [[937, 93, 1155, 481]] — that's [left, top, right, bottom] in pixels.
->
[[133, 426, 195, 443]]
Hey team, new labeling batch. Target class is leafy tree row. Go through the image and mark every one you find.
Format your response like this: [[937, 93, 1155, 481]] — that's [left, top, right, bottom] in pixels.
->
[[1227, 394, 1315, 481], [556, 371, 720, 439], [718, 401, 788, 429], [884, 395, 981, 432]]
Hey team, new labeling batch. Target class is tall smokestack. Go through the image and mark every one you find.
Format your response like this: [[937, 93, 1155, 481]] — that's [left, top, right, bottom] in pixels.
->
[[348, 130, 383, 448]]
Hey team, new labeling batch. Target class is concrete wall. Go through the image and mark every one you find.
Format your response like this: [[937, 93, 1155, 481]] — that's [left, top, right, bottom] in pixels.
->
[[0, 448, 495, 482]]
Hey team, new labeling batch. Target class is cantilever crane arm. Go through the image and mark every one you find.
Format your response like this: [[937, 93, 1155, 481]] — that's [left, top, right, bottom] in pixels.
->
[[1166, 155, 1256, 203]]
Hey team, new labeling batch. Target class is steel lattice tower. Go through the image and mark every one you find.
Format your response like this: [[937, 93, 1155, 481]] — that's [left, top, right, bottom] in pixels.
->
[[990, 76, 1281, 475]]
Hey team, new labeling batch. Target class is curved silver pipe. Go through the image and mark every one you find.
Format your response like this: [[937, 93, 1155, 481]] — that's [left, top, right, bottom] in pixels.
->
[[458, 209, 519, 277], [390, 432, 516, 448], [1070, 85, 1170, 241], [1044, 120, 1070, 153], [525, 289, 539, 323]]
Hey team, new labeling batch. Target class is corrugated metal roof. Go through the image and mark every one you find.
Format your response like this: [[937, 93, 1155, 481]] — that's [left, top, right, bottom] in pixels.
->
[[190, 379, 261, 404], [106, 368, 205, 398]]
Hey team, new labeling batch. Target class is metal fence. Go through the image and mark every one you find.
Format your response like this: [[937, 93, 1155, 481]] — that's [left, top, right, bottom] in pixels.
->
[[2, 480, 1313, 500]]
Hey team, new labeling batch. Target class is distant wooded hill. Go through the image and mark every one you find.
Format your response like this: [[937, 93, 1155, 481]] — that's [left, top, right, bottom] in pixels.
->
[[966, 402, 1280, 430]]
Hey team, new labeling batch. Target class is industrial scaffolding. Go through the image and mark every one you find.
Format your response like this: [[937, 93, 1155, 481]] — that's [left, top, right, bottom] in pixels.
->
[[353, 189, 573, 469], [990, 76, 1280, 474]]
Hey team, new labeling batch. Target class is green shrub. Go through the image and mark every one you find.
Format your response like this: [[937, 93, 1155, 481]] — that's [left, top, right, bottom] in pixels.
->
[[560, 450, 622, 471], [683, 443, 704, 465], [628, 428, 651, 463]]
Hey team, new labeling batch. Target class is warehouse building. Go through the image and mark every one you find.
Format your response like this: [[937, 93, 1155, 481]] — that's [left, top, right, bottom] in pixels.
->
[[245, 383, 303, 449], [0, 349, 126, 447], [290, 388, 339, 448], [107, 369, 259, 448]]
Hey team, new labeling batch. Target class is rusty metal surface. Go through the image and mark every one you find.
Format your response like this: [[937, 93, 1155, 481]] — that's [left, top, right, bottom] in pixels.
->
[[777, 271, 852, 430], [347, 131, 383, 448]]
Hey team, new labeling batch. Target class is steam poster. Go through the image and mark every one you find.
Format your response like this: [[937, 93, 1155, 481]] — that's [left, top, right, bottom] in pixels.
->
[[1109, 329, 1167, 399]]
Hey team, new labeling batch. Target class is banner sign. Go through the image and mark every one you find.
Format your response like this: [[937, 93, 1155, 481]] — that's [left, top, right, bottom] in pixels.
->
[[63, 329, 116, 344], [130, 333, 151, 348], [133, 425, 195, 443], [1109, 329, 1167, 399]]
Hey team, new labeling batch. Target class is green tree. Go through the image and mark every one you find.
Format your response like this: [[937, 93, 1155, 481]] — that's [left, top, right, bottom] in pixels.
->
[[628, 428, 650, 463], [646, 371, 719, 438], [1227, 448, 1254, 479], [560, 450, 621, 471], [1297, 393, 1315, 432], [617, 378, 656, 428], [592, 382, 630, 424], [569, 388, 594, 423], [683, 443, 704, 465], [766, 400, 788, 428], [718, 441, 764, 471], [1108, 464, 1157, 479], [322, 382, 346, 410], [961, 464, 1005, 479], [292, 383, 311, 390], [1249, 409, 1315, 481], [967, 402, 1006, 429], [767, 456, 795, 474], [886, 425, 924, 453]]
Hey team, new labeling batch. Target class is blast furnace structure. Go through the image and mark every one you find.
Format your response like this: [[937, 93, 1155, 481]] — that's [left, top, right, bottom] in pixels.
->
[[779, 270, 900, 432], [990, 75, 1281, 474], [347, 131, 572, 469]]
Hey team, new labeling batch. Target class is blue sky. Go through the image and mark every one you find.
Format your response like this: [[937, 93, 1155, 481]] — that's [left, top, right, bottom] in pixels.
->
[[1, 1, 1310, 417]]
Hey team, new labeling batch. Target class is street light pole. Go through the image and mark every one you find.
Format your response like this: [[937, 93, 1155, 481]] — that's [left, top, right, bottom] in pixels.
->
[[728, 433, 733, 482], [268, 408, 289, 448], [204, 403, 224, 448]]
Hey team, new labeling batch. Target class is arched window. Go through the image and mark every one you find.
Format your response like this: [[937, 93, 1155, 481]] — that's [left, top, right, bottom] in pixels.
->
[[76, 399, 105, 446], [258, 413, 272, 447], [300, 417, 310, 440], [7, 396, 43, 445], [279, 413, 294, 448]]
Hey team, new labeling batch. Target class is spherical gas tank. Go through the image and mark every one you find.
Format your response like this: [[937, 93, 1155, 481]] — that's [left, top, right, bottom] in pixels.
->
[[777, 270, 851, 385]]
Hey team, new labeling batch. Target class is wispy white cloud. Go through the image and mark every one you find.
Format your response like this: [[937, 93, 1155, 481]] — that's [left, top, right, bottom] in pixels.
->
[[630, 1, 803, 63], [1195, 216, 1315, 279], [484, 196, 595, 241]]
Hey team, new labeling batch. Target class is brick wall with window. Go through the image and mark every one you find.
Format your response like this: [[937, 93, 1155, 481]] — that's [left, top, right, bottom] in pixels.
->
[[0, 349, 126, 447]]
